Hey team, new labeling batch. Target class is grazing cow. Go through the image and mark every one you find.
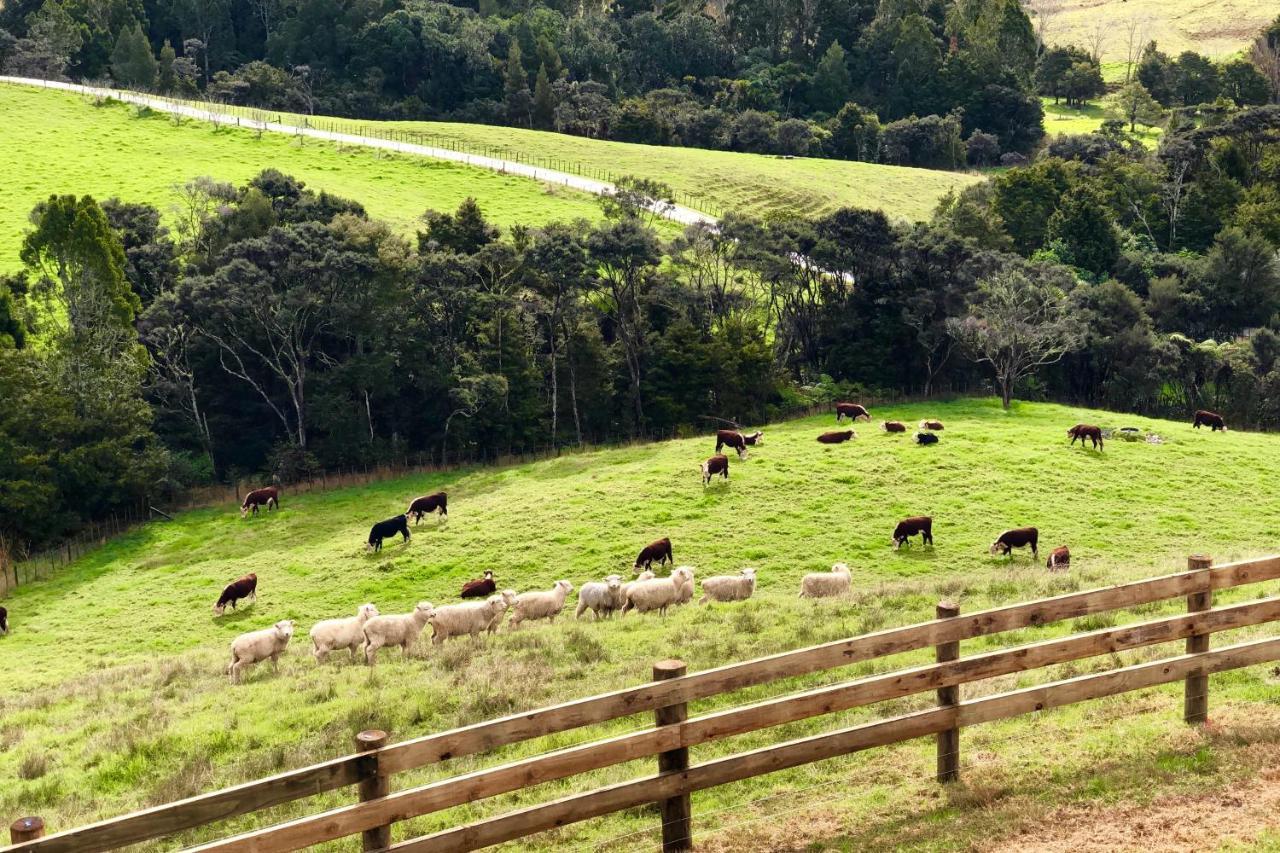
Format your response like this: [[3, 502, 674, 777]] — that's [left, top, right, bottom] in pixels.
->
[[1068, 424, 1104, 449], [882, 421, 907, 433], [702, 454, 729, 485], [1046, 546, 1071, 571], [1193, 410, 1226, 431], [635, 537, 673, 572], [407, 492, 448, 524], [0, 606, 7, 635], [461, 569, 496, 599], [916, 432, 939, 445], [214, 573, 258, 615], [741, 431, 764, 446], [919, 420, 944, 431], [893, 516, 933, 549], [367, 514, 411, 553], [990, 527, 1039, 559], [715, 430, 748, 459], [835, 403, 871, 423], [240, 486, 279, 518], [817, 430, 855, 444]]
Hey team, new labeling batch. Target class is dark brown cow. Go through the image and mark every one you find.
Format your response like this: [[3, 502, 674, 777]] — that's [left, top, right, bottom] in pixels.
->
[[701, 454, 729, 485], [893, 516, 933, 549], [741, 431, 764, 446], [635, 537, 673, 571], [367, 514, 411, 552], [240, 486, 279, 518], [991, 527, 1039, 559], [214, 573, 258, 615], [1046, 546, 1071, 571], [461, 569, 496, 599], [715, 430, 748, 459], [817, 430, 855, 444], [919, 419, 944, 431], [916, 432, 939, 445], [835, 403, 870, 423], [1193, 410, 1226, 431], [1068, 424, 1104, 449], [882, 421, 907, 433], [407, 491, 448, 524], [0, 606, 7, 635]]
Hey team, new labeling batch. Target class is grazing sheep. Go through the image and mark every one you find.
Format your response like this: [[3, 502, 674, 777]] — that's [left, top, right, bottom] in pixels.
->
[[620, 570, 655, 604], [673, 566, 696, 605], [699, 568, 757, 604], [310, 604, 379, 663], [430, 591, 515, 644], [622, 567, 694, 616], [227, 620, 294, 684], [508, 580, 574, 630], [798, 563, 852, 599], [461, 569, 496, 599], [362, 602, 434, 665], [576, 575, 625, 620]]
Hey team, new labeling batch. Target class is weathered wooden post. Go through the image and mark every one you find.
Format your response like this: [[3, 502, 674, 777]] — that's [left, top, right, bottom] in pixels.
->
[[10, 816, 45, 844], [935, 600, 961, 783], [355, 729, 391, 851], [653, 659, 692, 853], [1185, 555, 1213, 724]]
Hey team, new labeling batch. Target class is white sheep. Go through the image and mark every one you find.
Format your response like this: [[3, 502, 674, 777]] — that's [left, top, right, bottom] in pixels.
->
[[310, 603, 379, 663], [673, 565, 696, 605], [508, 580, 574, 629], [362, 602, 434, 665], [429, 591, 515, 644], [576, 575, 625, 620], [227, 620, 294, 684], [622, 567, 694, 616], [486, 589, 518, 633], [699, 568, 757, 604], [798, 563, 852, 599]]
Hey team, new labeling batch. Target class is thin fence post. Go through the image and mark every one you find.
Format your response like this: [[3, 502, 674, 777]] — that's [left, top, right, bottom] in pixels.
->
[[355, 729, 390, 851], [935, 600, 960, 783], [1185, 554, 1213, 724], [10, 816, 45, 843], [653, 659, 691, 853]]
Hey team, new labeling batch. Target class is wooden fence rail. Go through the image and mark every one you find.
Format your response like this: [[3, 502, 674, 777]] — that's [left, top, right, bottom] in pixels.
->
[[7, 553, 1280, 853]]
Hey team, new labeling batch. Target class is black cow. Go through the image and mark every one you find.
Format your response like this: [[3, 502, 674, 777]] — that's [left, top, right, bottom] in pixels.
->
[[916, 432, 939, 445], [368, 514, 411, 552], [0, 606, 7, 635], [893, 516, 933, 549], [991, 527, 1039, 559]]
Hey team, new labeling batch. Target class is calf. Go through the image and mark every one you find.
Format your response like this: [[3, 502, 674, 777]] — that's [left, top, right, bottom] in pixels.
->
[[367, 514, 411, 553], [635, 537, 673, 572], [893, 516, 933, 549], [835, 403, 870, 423], [741, 431, 764, 446], [1046, 546, 1070, 571], [919, 419, 944, 431], [0, 606, 7, 635], [1068, 424, 1103, 449], [715, 430, 748, 459], [1193, 410, 1226, 431], [240, 486, 279, 518], [461, 569, 496, 599], [407, 491, 448, 523], [702, 454, 729, 485], [817, 430, 855, 444], [214, 573, 258, 615], [882, 421, 907, 433], [916, 432, 939, 445], [990, 527, 1039, 559]]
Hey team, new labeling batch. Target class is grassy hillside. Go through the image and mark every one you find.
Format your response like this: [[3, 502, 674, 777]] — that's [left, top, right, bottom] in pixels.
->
[[0, 85, 602, 270], [3, 398, 1280, 849], [1041, 97, 1163, 147]]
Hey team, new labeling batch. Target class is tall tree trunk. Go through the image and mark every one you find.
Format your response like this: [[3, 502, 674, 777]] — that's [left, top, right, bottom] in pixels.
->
[[564, 319, 583, 446], [547, 318, 558, 448]]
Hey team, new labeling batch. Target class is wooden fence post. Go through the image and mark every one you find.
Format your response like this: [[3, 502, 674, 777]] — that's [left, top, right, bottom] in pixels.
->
[[1185, 554, 1213, 724], [936, 600, 961, 783], [355, 729, 391, 851], [653, 659, 692, 853], [10, 816, 45, 843]]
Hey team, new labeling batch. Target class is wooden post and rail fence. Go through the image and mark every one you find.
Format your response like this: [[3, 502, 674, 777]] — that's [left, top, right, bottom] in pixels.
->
[[7, 552, 1280, 852]]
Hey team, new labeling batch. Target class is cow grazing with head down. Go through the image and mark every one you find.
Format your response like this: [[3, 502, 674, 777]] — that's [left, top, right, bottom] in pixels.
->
[[991, 527, 1038, 559], [407, 492, 448, 524], [240, 487, 279, 518], [893, 516, 933, 549], [635, 537, 673, 572], [1046, 546, 1070, 571], [214, 573, 258, 615], [882, 421, 907, 433], [916, 432, 939, 445], [1068, 424, 1104, 449], [367, 514, 411, 553], [715, 430, 748, 459], [835, 403, 870, 423], [741, 431, 764, 446], [1193, 410, 1226, 431], [461, 569, 496, 599], [702, 454, 729, 485], [817, 430, 855, 444]]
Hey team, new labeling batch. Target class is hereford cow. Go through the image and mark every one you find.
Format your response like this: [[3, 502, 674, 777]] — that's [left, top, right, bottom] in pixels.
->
[[919, 420, 944, 431], [407, 492, 448, 524], [367, 514, 411, 553], [835, 403, 870, 423], [461, 569, 496, 599], [1193, 410, 1226, 431], [715, 430, 748, 459], [0, 606, 7, 635], [991, 527, 1039, 559], [916, 432, 939, 445], [741, 431, 764, 446], [817, 430, 855, 444], [1068, 424, 1104, 450], [1046, 546, 1070, 571], [893, 516, 933, 549], [882, 421, 907, 433], [702, 454, 729, 485], [635, 537, 673, 571], [214, 573, 258, 615], [240, 486, 279, 518]]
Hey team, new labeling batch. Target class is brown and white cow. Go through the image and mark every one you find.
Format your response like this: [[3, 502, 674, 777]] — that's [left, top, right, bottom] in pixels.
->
[[817, 430, 856, 444], [1193, 410, 1226, 431], [990, 527, 1039, 559], [741, 431, 764, 446], [835, 403, 870, 423], [702, 454, 729, 485], [461, 569, 496, 598], [407, 491, 448, 523], [882, 421, 907, 433], [240, 486, 279, 518], [1046, 546, 1070, 571], [919, 419, 944, 431], [1067, 424, 1104, 449], [214, 573, 258, 615], [893, 516, 933, 549], [715, 430, 748, 459], [635, 537, 674, 571]]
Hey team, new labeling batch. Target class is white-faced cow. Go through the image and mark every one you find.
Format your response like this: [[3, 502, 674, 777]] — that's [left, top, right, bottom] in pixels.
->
[[715, 430, 748, 459], [241, 487, 279, 518], [835, 403, 870, 423], [919, 419, 944, 431], [1046, 546, 1070, 571], [991, 527, 1038, 559], [461, 569, 496, 598], [741, 431, 764, 446], [702, 454, 729, 485]]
